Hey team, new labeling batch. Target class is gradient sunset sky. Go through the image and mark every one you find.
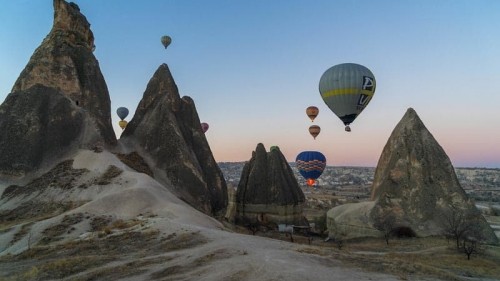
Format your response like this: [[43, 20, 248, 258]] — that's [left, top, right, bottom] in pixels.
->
[[1, 0, 499, 168]]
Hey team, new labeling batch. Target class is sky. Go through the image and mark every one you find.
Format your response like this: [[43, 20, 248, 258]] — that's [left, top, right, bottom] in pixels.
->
[[1, 0, 500, 168]]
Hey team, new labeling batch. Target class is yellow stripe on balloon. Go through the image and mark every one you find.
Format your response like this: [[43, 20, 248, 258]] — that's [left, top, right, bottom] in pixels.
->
[[321, 88, 374, 98]]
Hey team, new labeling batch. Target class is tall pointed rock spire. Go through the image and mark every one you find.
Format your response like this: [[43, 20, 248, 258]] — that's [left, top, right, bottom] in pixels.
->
[[370, 108, 497, 242], [12, 0, 115, 145], [120, 64, 227, 216], [0, 0, 115, 177]]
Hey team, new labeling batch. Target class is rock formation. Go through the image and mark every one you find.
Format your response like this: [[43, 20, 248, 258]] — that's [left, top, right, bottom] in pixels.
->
[[327, 108, 498, 243], [235, 144, 306, 225], [119, 64, 227, 216], [0, 0, 115, 177], [0, 0, 227, 217]]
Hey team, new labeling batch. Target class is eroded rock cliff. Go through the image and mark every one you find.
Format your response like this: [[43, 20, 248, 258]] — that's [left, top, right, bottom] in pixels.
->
[[120, 64, 227, 216], [235, 144, 306, 225], [12, 0, 115, 144], [0, 0, 115, 177], [327, 108, 498, 243]]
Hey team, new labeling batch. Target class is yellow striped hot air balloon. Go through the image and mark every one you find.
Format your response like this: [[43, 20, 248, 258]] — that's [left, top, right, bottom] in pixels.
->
[[118, 120, 128, 130], [319, 63, 376, 132]]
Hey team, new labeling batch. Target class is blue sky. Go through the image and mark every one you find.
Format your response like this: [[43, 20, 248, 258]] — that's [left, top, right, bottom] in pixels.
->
[[1, 0, 500, 167]]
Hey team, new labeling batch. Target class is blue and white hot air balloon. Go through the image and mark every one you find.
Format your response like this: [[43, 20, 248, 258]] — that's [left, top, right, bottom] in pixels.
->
[[295, 151, 326, 186]]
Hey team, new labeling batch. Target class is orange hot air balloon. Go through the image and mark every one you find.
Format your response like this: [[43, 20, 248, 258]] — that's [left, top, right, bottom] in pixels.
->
[[309, 125, 321, 139], [306, 106, 319, 122]]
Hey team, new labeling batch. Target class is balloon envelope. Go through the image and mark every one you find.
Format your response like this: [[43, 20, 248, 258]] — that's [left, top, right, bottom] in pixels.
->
[[161, 35, 172, 49], [306, 106, 319, 122], [118, 120, 128, 130], [319, 63, 376, 129], [309, 125, 321, 139], [116, 107, 129, 121], [296, 151, 326, 186], [201, 122, 209, 133]]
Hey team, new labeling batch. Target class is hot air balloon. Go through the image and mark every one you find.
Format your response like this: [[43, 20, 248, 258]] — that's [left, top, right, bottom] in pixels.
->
[[309, 125, 321, 139], [118, 120, 128, 130], [116, 107, 129, 130], [296, 151, 326, 187], [116, 107, 129, 121], [161, 35, 172, 49], [201, 122, 209, 133], [319, 63, 376, 132], [306, 106, 319, 122]]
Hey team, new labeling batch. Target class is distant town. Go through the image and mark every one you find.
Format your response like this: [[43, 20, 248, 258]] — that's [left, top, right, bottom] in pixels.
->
[[219, 162, 500, 203]]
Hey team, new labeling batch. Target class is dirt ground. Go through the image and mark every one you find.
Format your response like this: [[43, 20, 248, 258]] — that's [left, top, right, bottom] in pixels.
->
[[2, 219, 500, 281], [1, 151, 499, 281]]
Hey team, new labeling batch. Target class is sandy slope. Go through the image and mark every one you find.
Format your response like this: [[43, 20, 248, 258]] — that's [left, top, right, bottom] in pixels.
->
[[0, 150, 401, 280]]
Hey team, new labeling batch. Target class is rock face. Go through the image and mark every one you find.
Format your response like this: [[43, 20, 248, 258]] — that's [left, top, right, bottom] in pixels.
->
[[235, 144, 306, 225], [370, 108, 463, 217], [327, 108, 497, 243], [120, 64, 227, 216], [0, 0, 115, 177]]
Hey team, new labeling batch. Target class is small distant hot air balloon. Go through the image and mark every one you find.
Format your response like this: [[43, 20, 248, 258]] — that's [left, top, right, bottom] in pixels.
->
[[116, 107, 129, 120], [118, 120, 128, 130], [309, 125, 321, 139], [319, 63, 376, 132], [201, 122, 209, 133], [296, 151, 326, 187], [306, 106, 319, 122], [161, 35, 172, 49], [116, 107, 129, 130]]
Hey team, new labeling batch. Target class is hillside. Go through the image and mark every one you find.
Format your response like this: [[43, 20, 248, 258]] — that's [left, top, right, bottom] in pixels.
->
[[0, 150, 402, 281]]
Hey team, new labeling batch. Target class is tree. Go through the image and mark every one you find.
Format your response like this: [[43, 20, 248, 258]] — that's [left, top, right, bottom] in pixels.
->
[[463, 238, 480, 260], [373, 211, 397, 245], [439, 205, 484, 249]]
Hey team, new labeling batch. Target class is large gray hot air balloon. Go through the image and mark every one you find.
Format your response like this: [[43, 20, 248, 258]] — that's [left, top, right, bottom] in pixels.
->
[[319, 63, 376, 132], [161, 35, 172, 49]]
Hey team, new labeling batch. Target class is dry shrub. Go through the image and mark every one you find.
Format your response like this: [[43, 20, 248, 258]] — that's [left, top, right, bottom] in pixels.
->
[[115, 152, 154, 177], [111, 218, 141, 229], [95, 165, 123, 185], [159, 231, 208, 252], [10, 256, 108, 280], [90, 215, 112, 232]]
